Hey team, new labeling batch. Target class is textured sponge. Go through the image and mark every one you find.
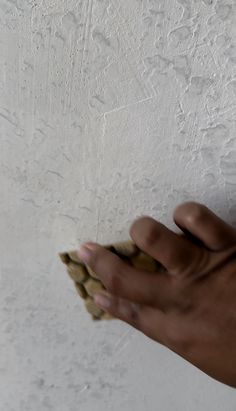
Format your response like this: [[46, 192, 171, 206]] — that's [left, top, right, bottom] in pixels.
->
[[59, 241, 160, 320]]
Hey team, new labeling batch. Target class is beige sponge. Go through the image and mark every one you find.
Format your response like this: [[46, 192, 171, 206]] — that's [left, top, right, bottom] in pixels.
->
[[59, 241, 161, 320]]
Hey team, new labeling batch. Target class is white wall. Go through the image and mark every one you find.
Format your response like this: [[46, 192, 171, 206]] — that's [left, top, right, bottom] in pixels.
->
[[1, 0, 236, 410]]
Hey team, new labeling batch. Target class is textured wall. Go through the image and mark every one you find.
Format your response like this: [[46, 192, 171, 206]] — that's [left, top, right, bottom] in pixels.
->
[[1, 0, 236, 410]]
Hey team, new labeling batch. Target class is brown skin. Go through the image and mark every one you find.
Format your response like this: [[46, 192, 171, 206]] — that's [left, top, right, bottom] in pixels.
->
[[77, 202, 236, 388]]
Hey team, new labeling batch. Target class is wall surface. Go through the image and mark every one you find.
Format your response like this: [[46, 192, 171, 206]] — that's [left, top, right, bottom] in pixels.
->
[[0, 0, 236, 410]]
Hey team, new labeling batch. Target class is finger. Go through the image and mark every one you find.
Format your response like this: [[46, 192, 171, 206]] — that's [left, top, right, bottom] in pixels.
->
[[130, 217, 204, 276], [174, 202, 236, 251], [94, 291, 166, 342], [94, 292, 143, 328], [77, 243, 171, 306]]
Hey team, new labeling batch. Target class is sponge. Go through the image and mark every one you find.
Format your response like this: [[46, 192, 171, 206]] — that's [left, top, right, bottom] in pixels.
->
[[59, 241, 161, 320]]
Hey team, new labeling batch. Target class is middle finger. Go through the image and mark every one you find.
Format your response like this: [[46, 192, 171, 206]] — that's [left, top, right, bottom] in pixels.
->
[[130, 217, 205, 276]]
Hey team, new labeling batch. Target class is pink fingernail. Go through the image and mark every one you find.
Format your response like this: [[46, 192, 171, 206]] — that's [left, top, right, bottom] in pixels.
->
[[77, 245, 94, 264], [94, 293, 111, 309], [83, 242, 98, 250]]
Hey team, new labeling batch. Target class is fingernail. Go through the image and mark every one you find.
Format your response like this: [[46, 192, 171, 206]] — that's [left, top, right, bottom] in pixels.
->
[[83, 242, 97, 250], [94, 293, 111, 309], [77, 245, 94, 264]]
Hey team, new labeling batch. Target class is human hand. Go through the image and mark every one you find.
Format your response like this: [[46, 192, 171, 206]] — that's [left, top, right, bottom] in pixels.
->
[[78, 202, 236, 387]]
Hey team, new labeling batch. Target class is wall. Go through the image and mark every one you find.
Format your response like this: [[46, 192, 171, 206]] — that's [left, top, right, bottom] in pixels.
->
[[0, 0, 236, 410]]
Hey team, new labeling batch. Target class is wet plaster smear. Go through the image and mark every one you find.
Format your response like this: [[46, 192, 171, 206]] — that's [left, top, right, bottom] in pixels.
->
[[0, 0, 236, 410]]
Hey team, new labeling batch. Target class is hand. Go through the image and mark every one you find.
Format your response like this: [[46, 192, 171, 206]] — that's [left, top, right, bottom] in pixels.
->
[[78, 202, 236, 387]]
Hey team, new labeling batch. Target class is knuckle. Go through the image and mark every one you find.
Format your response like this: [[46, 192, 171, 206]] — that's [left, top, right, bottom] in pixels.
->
[[175, 202, 207, 227], [105, 269, 123, 295], [142, 225, 160, 250], [130, 216, 150, 237], [132, 217, 160, 250], [164, 322, 190, 354], [129, 306, 141, 328], [120, 302, 140, 327], [89, 247, 106, 269]]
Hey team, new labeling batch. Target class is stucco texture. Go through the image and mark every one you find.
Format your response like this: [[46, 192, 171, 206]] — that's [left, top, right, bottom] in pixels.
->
[[0, 0, 236, 410]]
